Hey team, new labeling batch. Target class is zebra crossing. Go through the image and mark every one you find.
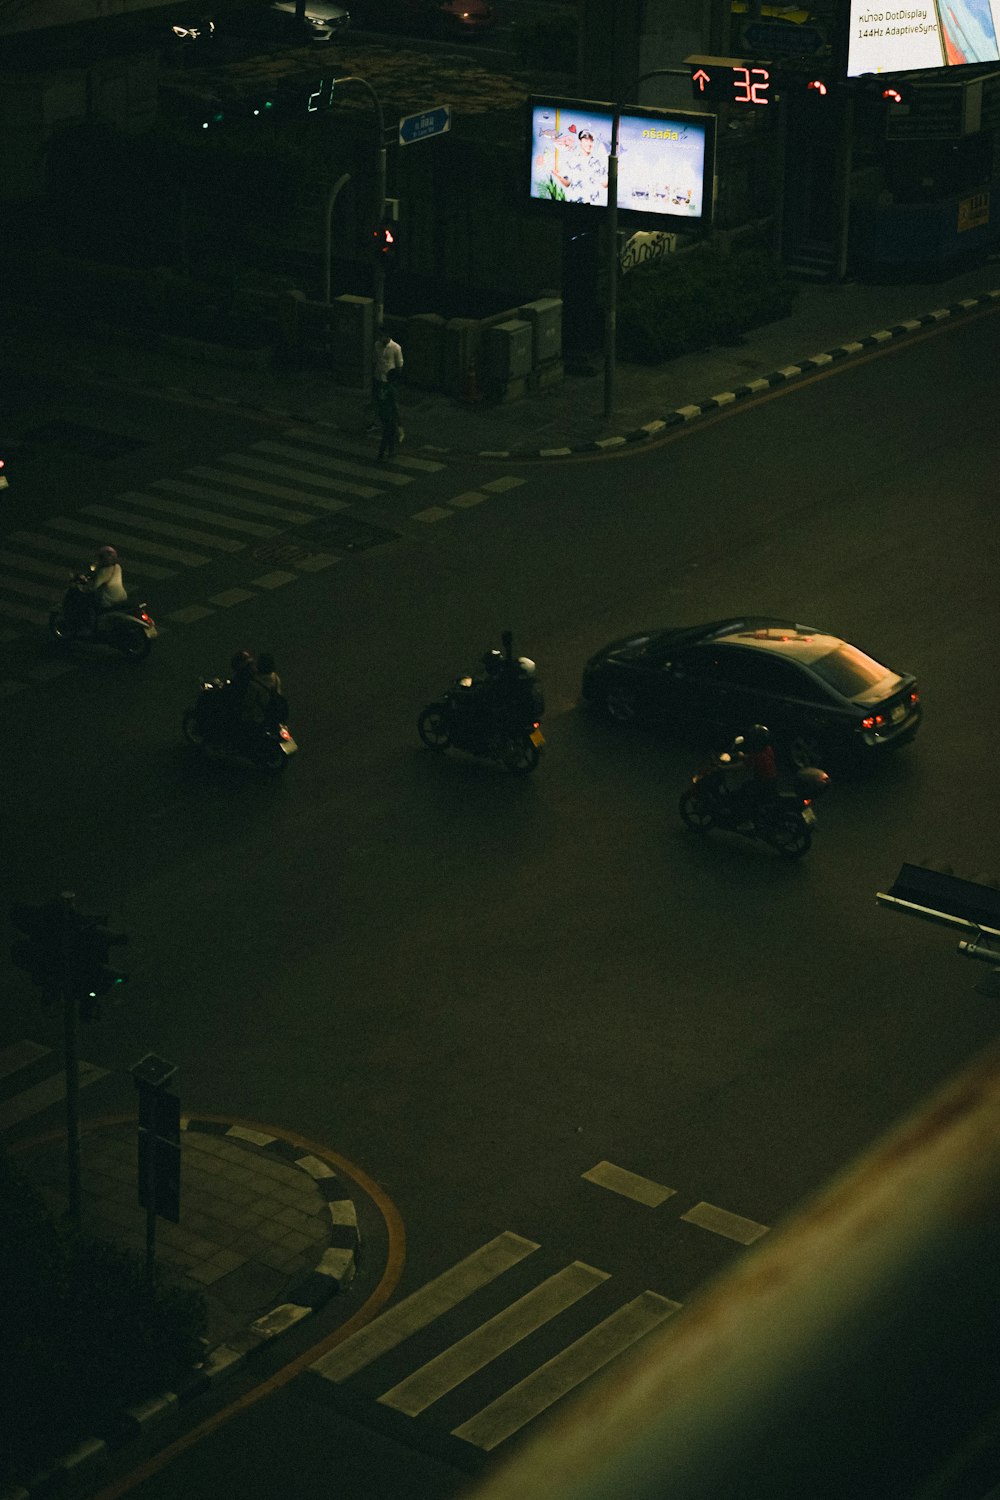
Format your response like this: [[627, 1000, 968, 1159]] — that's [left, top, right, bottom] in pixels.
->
[[0, 426, 479, 657], [0, 1038, 109, 1135], [309, 1230, 684, 1457]]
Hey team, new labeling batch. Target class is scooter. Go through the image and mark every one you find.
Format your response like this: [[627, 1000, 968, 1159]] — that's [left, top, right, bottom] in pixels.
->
[[418, 677, 544, 774], [49, 575, 157, 660], [679, 758, 829, 859], [182, 678, 298, 775]]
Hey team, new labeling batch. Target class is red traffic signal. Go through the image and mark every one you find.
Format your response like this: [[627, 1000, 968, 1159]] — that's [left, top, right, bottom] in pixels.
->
[[372, 222, 398, 261]]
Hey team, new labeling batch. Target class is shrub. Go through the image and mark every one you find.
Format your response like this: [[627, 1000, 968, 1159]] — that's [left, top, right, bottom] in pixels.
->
[[618, 243, 797, 363], [0, 1152, 206, 1489]]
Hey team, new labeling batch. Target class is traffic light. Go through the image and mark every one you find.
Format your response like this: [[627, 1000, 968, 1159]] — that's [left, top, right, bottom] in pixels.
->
[[10, 900, 64, 1002], [69, 915, 128, 1021], [372, 222, 398, 263]]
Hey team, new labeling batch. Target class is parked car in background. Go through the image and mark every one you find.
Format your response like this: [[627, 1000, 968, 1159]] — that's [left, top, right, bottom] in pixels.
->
[[581, 616, 922, 768], [227, 0, 351, 45]]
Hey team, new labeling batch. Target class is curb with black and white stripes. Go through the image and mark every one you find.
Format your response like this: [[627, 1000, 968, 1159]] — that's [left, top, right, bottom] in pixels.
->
[[469, 287, 1000, 461], [0, 1120, 360, 1500]]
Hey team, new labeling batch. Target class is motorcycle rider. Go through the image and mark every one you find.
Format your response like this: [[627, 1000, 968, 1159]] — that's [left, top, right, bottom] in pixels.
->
[[718, 724, 779, 815], [246, 652, 287, 730], [80, 545, 126, 634]]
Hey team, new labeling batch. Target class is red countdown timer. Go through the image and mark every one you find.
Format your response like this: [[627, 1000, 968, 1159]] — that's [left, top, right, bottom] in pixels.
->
[[687, 56, 773, 106]]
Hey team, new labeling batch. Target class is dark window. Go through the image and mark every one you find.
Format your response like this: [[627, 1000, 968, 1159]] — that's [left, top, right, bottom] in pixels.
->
[[713, 649, 807, 694]]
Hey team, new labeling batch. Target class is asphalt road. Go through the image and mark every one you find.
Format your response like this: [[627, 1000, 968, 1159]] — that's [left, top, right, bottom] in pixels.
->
[[2, 307, 998, 1496]]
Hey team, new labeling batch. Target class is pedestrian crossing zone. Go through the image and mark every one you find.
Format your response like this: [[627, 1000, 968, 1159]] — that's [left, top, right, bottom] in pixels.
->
[[0, 427, 471, 688], [309, 1230, 682, 1462]]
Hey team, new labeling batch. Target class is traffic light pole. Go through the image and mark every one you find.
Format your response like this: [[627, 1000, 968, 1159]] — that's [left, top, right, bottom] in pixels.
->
[[333, 76, 387, 325], [59, 891, 82, 1229]]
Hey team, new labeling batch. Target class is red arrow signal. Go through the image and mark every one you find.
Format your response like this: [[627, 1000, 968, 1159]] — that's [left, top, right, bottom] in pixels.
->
[[692, 68, 710, 91]]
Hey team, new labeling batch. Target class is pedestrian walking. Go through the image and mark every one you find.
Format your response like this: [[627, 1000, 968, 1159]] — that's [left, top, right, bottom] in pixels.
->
[[369, 326, 403, 433], [376, 377, 401, 462]]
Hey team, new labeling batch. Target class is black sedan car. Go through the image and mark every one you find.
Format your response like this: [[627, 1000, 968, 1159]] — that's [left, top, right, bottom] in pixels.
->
[[581, 617, 922, 767]]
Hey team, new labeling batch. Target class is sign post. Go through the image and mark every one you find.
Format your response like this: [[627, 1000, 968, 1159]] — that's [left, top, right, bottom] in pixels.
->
[[131, 1053, 180, 1289]]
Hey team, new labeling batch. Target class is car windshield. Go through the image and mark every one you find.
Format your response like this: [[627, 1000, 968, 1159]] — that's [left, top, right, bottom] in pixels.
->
[[809, 644, 896, 699]]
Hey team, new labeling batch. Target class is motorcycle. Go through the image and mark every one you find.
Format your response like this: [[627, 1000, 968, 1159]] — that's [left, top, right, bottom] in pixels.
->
[[182, 678, 298, 775], [679, 758, 830, 859], [49, 575, 157, 661], [418, 676, 545, 775]]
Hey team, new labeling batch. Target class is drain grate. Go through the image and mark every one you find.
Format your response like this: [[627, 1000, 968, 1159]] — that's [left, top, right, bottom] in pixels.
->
[[298, 515, 401, 553], [250, 539, 312, 563], [26, 420, 148, 460]]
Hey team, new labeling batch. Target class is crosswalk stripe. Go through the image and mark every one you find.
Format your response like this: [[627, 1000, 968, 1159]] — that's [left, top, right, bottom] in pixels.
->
[[82, 504, 246, 553], [451, 1291, 681, 1451], [250, 444, 380, 499], [236, 448, 413, 489], [378, 1261, 609, 1418], [288, 434, 447, 474], [219, 454, 356, 508], [45, 516, 211, 568], [0, 1039, 51, 1082], [284, 427, 447, 475], [7, 531, 175, 580], [187, 466, 330, 515], [311, 1231, 539, 1383], [3, 575, 61, 601], [0, 598, 51, 624], [0, 552, 68, 581], [121, 491, 279, 539], [0, 1057, 109, 1131], [154, 479, 312, 526]]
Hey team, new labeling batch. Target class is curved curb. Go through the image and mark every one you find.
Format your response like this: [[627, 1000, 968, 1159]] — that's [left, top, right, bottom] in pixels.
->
[[0, 1119, 361, 1500]]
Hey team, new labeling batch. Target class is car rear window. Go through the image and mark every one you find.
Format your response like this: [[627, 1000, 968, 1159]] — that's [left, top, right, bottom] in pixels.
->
[[809, 644, 897, 699]]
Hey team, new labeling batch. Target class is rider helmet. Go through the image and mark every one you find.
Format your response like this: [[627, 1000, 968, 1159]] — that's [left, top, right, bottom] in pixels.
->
[[516, 657, 536, 676], [744, 724, 773, 752], [231, 649, 254, 673], [96, 546, 119, 565], [481, 649, 504, 676]]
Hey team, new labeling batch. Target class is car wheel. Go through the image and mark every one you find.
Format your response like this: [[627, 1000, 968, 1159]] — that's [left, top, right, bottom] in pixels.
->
[[785, 732, 826, 771], [604, 685, 640, 725]]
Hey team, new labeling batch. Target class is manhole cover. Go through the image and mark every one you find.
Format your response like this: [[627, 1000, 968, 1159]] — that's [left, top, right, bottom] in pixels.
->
[[299, 516, 401, 553], [26, 420, 147, 459]]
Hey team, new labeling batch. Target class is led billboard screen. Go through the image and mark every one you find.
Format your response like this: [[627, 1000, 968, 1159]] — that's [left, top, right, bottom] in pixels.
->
[[847, 0, 1000, 74], [529, 99, 713, 223]]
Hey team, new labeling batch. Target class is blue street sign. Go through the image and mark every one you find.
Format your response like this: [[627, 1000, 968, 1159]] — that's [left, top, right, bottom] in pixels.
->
[[398, 104, 452, 146], [742, 20, 826, 53]]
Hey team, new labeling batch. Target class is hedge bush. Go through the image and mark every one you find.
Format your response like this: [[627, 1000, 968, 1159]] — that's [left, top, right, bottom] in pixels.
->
[[0, 1152, 206, 1489], [618, 244, 797, 363]]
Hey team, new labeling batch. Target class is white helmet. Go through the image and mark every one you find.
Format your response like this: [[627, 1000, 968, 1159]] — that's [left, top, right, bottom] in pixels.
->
[[517, 656, 536, 676]]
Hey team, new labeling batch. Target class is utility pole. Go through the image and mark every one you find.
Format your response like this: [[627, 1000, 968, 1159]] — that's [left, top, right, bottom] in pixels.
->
[[332, 76, 388, 325]]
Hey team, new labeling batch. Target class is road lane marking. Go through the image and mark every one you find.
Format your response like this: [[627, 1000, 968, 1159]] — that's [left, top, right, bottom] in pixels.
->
[[311, 1231, 539, 1383], [7, 531, 174, 579], [582, 1160, 677, 1207], [121, 491, 279, 538], [153, 479, 312, 525], [378, 1261, 608, 1417], [81, 504, 246, 553], [680, 1201, 769, 1244], [452, 1290, 681, 1451], [0, 1058, 109, 1131], [45, 516, 211, 567]]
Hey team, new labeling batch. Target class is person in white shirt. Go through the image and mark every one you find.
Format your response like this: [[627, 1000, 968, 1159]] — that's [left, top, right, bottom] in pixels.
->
[[81, 545, 126, 632], [373, 327, 403, 388]]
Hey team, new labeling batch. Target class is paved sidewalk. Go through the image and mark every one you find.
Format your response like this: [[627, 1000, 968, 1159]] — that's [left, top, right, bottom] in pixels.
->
[[7, 258, 1000, 458], [18, 1116, 359, 1360]]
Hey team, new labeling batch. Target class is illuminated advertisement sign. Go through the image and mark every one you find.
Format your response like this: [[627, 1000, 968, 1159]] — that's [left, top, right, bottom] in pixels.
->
[[847, 0, 1000, 74], [529, 99, 714, 224]]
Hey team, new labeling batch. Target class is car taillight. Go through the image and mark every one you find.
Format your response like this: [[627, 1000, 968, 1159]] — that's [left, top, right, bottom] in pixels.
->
[[140, 612, 152, 623], [909, 690, 919, 705], [279, 727, 291, 740], [861, 712, 885, 731]]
